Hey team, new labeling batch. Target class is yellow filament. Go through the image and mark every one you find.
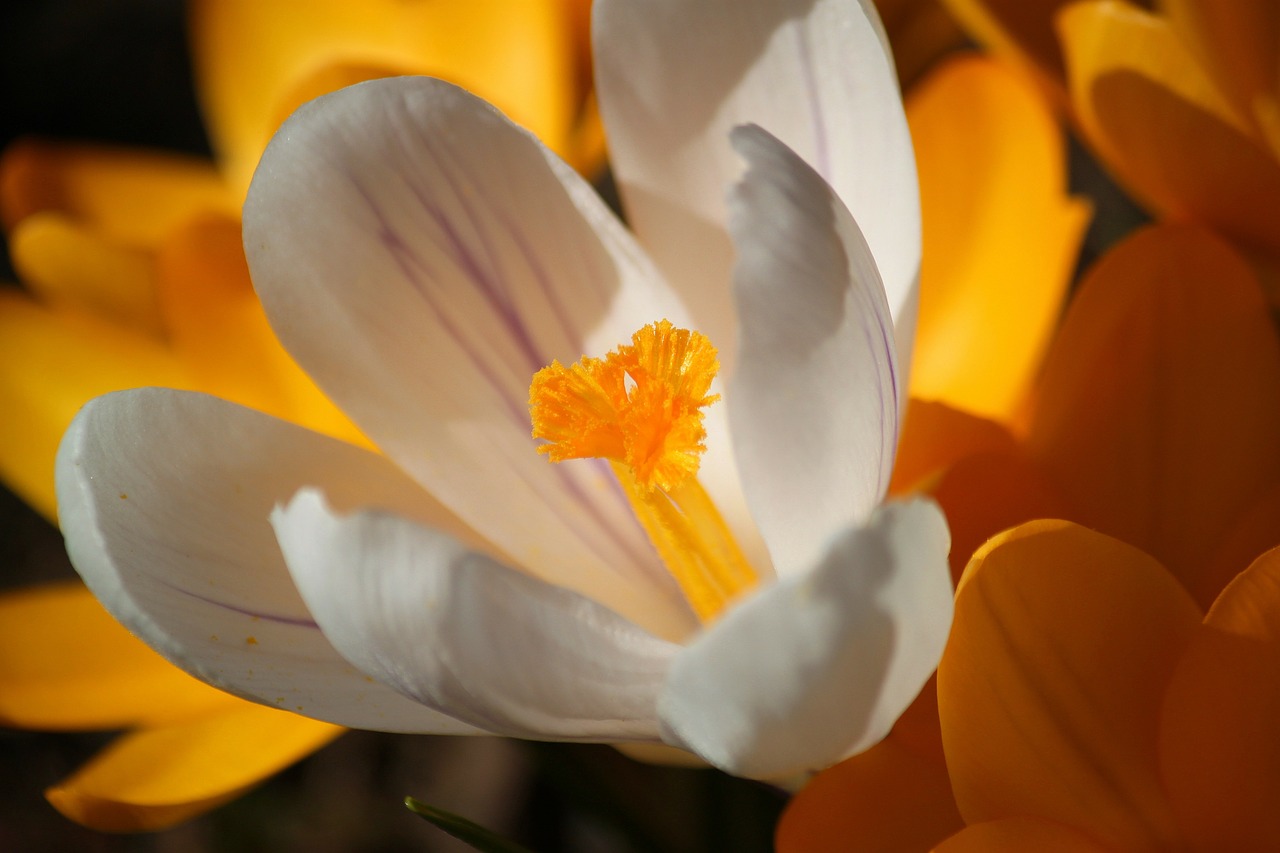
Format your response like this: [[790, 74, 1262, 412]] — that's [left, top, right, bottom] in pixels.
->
[[611, 462, 757, 620], [530, 320, 758, 620]]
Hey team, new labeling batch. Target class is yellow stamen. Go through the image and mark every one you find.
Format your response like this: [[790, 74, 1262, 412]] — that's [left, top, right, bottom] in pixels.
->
[[530, 320, 758, 620]]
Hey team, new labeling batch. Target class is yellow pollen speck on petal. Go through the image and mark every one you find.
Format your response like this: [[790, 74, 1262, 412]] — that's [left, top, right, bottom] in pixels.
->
[[530, 321, 755, 622]]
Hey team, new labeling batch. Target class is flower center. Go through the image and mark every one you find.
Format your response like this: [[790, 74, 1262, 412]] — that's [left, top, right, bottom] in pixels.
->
[[530, 320, 758, 621]]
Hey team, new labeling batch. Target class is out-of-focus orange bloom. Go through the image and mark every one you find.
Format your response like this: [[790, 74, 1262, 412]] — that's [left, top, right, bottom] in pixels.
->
[[777, 221, 1280, 851], [0, 0, 590, 832], [902, 52, 1088, 427], [941, 0, 1280, 267], [938, 0, 1078, 98], [1057, 1, 1280, 263], [872, 0, 970, 87]]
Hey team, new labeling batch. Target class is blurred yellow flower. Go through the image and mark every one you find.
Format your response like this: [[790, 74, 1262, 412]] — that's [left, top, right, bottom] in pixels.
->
[[940, 0, 1280, 268], [0, 0, 591, 831], [1057, 1, 1280, 263]]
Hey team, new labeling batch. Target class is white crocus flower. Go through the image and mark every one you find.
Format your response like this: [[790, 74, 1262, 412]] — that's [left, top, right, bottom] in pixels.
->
[[56, 0, 952, 780]]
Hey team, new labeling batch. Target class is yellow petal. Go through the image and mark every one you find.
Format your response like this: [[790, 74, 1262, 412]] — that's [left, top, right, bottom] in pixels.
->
[[907, 54, 1089, 421], [1160, 0, 1280, 137], [189, 0, 579, 196], [0, 582, 235, 729], [776, 734, 962, 853], [940, 0, 1074, 92], [0, 292, 188, 521], [154, 214, 368, 446], [9, 212, 163, 336], [1159, 548, 1280, 848], [1026, 225, 1280, 607], [46, 704, 343, 832], [1059, 1, 1280, 254], [932, 817, 1114, 852], [940, 520, 1200, 849], [0, 138, 232, 247]]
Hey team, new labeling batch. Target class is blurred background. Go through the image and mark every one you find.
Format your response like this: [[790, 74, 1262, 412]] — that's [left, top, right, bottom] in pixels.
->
[[0, 1, 785, 849]]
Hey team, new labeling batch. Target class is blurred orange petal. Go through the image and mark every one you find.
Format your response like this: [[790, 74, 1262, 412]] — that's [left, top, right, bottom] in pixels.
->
[[0, 582, 236, 729], [939, 521, 1199, 849], [1059, 1, 1280, 254], [1159, 548, 1280, 848], [46, 704, 343, 832], [777, 734, 962, 853], [889, 672, 947, 762], [190, 0, 579, 196], [907, 54, 1088, 422], [1160, 0, 1280, 135], [1025, 225, 1280, 605], [931, 449, 1071, 584], [0, 292, 188, 521], [154, 214, 367, 446], [891, 399, 1018, 495], [932, 817, 1113, 852], [1198, 484, 1280, 607], [940, 0, 1073, 89], [0, 138, 232, 246], [873, 0, 968, 89], [1205, 543, 1280, 639], [9, 212, 163, 335]]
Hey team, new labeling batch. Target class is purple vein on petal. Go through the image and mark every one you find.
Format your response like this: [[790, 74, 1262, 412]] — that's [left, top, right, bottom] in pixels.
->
[[493, 204, 592, 363], [403, 177, 545, 375], [855, 280, 898, 499], [795, 24, 832, 183], [348, 183, 672, 590], [483, 204, 650, 544], [161, 579, 322, 629], [412, 130, 587, 370], [377, 129, 669, 580]]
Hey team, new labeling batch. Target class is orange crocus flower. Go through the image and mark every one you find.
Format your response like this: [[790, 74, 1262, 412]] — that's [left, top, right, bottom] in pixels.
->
[[0, 0, 590, 831], [928, 521, 1280, 851], [778, 221, 1280, 850], [940, 0, 1280, 267], [784, 524, 1280, 852]]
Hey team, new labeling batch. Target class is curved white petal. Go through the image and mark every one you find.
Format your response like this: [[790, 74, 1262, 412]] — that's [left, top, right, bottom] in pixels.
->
[[244, 76, 694, 640], [658, 499, 953, 779], [274, 490, 680, 742], [727, 125, 899, 579], [56, 388, 481, 733], [594, 0, 919, 371]]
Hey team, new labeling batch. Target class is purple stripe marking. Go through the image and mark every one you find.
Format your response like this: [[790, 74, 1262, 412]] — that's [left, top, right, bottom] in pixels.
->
[[795, 25, 832, 181], [348, 175, 665, 584], [394, 139, 665, 572], [413, 132, 588, 369], [854, 281, 899, 500], [166, 580, 321, 629]]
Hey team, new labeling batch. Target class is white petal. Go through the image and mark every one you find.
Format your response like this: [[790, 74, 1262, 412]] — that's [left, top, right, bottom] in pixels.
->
[[658, 499, 953, 779], [274, 490, 680, 742], [56, 388, 482, 733], [594, 0, 920, 371], [244, 76, 694, 640], [727, 125, 899, 578]]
